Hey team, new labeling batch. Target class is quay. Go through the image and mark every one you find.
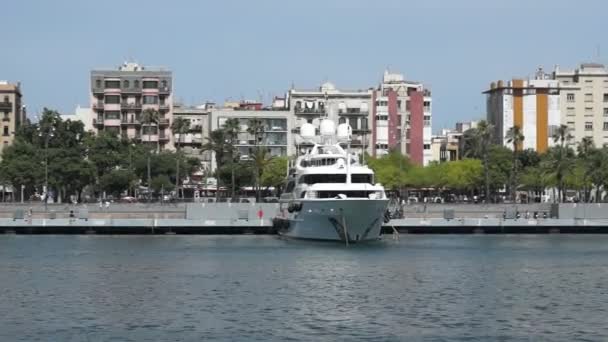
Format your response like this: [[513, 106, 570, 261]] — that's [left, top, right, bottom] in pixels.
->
[[1, 203, 608, 235]]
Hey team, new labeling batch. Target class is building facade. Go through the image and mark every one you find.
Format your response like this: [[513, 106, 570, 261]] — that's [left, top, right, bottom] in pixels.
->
[[90, 62, 174, 150], [288, 82, 372, 158], [172, 103, 211, 170], [373, 71, 432, 165], [485, 72, 561, 152], [0, 81, 25, 156], [61, 106, 94, 132], [553, 63, 608, 147], [208, 109, 293, 171]]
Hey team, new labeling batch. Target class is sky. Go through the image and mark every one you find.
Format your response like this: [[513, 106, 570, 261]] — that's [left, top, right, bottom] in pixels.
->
[[2, 0, 607, 130]]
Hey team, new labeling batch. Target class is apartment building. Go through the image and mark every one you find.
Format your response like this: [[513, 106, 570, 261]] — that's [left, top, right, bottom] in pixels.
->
[[208, 108, 293, 171], [553, 63, 608, 147], [90, 62, 174, 150], [373, 71, 432, 165], [0, 81, 25, 156], [61, 106, 94, 132], [485, 70, 561, 152], [288, 82, 373, 158], [172, 103, 211, 170]]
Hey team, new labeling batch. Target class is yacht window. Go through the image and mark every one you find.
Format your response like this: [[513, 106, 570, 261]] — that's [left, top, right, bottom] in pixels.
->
[[299, 174, 346, 184], [352, 174, 373, 183], [317, 191, 375, 198]]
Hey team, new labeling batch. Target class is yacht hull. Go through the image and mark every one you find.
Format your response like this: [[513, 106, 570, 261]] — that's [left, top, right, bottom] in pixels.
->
[[277, 199, 389, 242]]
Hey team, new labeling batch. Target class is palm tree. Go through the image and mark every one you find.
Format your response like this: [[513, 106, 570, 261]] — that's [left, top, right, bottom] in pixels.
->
[[141, 109, 159, 195], [551, 124, 574, 202], [577, 136, 595, 202], [247, 118, 266, 201], [202, 129, 228, 201], [171, 117, 190, 199], [466, 120, 494, 202], [505, 125, 524, 201], [222, 118, 241, 199], [251, 147, 273, 201]]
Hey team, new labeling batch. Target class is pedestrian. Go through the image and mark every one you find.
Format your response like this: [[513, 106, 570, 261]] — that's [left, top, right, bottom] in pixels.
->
[[105, 201, 110, 210]]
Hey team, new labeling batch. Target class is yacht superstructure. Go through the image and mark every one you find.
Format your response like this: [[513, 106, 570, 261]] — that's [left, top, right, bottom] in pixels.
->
[[275, 120, 388, 243]]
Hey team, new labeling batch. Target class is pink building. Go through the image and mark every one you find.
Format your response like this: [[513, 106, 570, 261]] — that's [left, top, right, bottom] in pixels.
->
[[372, 71, 432, 165], [90, 62, 174, 150]]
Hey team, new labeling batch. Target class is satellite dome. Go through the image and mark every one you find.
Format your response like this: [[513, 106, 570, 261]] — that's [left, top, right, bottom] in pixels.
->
[[320, 119, 336, 136], [300, 123, 316, 140]]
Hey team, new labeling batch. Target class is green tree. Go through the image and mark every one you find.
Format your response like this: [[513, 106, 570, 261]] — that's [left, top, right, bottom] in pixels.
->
[[577, 136, 595, 202], [142, 108, 160, 193], [465, 120, 494, 201], [222, 118, 241, 198], [550, 124, 574, 202], [99, 169, 135, 198], [171, 117, 190, 198], [247, 118, 267, 201], [261, 156, 288, 195], [505, 125, 524, 201], [203, 129, 229, 201]]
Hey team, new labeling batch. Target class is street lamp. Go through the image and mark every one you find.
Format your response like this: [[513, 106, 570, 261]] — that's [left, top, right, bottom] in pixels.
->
[[38, 125, 55, 212]]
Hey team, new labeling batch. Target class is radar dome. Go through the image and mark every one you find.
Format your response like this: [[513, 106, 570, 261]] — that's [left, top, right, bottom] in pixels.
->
[[300, 123, 316, 139], [319, 119, 336, 136], [337, 123, 352, 141]]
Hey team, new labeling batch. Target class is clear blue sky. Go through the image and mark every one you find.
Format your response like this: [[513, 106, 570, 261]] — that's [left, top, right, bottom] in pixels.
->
[[2, 0, 606, 130]]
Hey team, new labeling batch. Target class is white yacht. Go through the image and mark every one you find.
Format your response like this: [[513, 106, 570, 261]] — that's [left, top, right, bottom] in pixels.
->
[[275, 120, 389, 243]]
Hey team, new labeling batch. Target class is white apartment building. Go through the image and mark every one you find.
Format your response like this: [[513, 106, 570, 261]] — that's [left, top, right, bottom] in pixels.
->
[[553, 63, 608, 147], [288, 82, 373, 158], [208, 108, 293, 171], [485, 70, 561, 153]]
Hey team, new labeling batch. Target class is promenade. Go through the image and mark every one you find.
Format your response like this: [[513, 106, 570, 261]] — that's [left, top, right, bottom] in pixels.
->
[[1, 202, 608, 235]]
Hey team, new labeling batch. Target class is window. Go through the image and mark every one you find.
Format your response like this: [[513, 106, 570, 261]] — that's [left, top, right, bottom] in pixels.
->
[[604, 80, 608, 88], [105, 111, 120, 120], [604, 94, 608, 102], [423, 115, 431, 127], [585, 79, 593, 88], [134, 80, 140, 88], [585, 122, 593, 131], [423, 144, 431, 150], [104, 95, 120, 104], [604, 122, 608, 131], [104, 80, 120, 89], [585, 107, 594, 115], [585, 93, 593, 102], [123, 80, 130, 88], [375, 115, 388, 121], [95, 79, 101, 88], [423, 101, 431, 111], [567, 93, 575, 102], [604, 108, 608, 117], [397, 100, 402, 109], [143, 80, 158, 89], [567, 121, 575, 130], [143, 95, 158, 104], [161, 80, 168, 89], [3, 96, 8, 103], [566, 107, 575, 116], [2, 126, 8, 136]]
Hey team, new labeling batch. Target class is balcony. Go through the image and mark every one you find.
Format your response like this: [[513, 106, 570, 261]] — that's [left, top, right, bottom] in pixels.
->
[[121, 118, 141, 125], [159, 133, 170, 141], [93, 118, 103, 127], [2, 117, 9, 122], [92, 102, 104, 110], [0, 101, 12, 110], [121, 102, 142, 110], [158, 118, 170, 126], [294, 107, 326, 115], [159, 86, 170, 95], [159, 103, 170, 110], [339, 109, 369, 116]]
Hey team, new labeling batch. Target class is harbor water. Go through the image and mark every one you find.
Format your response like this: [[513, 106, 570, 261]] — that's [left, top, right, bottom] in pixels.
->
[[1, 235, 607, 341]]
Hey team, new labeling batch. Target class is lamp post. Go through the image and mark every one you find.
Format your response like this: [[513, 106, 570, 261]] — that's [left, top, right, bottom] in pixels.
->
[[38, 125, 55, 212]]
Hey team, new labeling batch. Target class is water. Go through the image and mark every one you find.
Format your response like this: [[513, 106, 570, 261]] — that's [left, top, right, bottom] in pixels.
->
[[1, 235, 607, 341]]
